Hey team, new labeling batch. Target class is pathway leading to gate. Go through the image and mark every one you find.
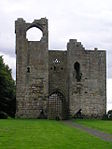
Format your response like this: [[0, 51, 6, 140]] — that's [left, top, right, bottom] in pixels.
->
[[63, 120, 112, 142]]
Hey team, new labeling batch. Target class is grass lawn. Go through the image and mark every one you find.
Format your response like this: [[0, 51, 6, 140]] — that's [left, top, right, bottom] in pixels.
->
[[0, 119, 112, 149], [74, 119, 112, 134]]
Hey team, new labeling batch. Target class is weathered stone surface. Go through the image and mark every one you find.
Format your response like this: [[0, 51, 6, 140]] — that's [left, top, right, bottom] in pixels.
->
[[15, 18, 48, 118], [67, 39, 106, 118], [15, 18, 106, 119]]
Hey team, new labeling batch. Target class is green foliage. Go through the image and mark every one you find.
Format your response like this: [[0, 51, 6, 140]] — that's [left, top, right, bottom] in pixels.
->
[[74, 119, 112, 134], [0, 119, 112, 149], [0, 56, 16, 118]]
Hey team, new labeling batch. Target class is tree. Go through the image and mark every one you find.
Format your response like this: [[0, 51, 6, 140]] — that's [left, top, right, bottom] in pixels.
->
[[0, 56, 16, 118]]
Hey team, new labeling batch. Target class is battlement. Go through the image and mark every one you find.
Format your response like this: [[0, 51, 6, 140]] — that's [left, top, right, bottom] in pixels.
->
[[67, 39, 85, 50]]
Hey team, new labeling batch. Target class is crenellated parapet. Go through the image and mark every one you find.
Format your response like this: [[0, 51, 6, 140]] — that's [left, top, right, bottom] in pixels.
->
[[67, 39, 85, 51]]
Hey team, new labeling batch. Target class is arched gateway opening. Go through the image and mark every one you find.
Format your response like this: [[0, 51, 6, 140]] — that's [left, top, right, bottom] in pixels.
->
[[48, 91, 66, 120]]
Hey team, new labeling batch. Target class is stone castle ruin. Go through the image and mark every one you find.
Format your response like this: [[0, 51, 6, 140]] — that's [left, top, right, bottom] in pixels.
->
[[15, 18, 106, 119]]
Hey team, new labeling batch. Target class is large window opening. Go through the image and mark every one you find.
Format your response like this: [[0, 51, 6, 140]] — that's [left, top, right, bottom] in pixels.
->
[[74, 62, 82, 82], [26, 27, 43, 41]]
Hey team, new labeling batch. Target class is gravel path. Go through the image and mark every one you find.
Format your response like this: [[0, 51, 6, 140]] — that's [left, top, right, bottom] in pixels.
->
[[63, 120, 112, 142]]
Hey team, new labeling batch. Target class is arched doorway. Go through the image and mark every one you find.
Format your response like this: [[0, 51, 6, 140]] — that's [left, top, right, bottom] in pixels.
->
[[48, 91, 65, 120]]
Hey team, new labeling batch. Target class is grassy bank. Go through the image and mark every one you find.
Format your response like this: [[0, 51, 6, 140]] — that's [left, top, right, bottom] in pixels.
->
[[75, 119, 112, 134], [0, 119, 112, 149]]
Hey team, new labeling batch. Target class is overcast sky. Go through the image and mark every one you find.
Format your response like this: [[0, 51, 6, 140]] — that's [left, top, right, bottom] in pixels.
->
[[0, 0, 112, 111]]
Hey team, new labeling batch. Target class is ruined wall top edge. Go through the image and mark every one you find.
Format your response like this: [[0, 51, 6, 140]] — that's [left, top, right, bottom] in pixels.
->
[[15, 18, 48, 33]]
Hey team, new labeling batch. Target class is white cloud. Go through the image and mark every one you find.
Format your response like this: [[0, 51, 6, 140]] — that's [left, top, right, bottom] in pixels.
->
[[0, 0, 112, 110]]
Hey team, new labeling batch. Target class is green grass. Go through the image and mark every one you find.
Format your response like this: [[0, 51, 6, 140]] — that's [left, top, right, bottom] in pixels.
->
[[0, 119, 112, 149], [75, 119, 112, 134]]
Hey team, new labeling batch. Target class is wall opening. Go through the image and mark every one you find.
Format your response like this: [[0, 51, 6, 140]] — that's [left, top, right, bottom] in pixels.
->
[[48, 91, 65, 120], [27, 66, 30, 73], [26, 27, 43, 41], [74, 62, 81, 82]]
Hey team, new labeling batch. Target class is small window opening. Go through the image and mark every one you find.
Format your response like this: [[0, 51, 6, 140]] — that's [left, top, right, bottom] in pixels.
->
[[61, 67, 63, 70], [27, 66, 30, 73], [76, 44, 79, 47], [74, 62, 81, 82], [54, 66, 56, 71]]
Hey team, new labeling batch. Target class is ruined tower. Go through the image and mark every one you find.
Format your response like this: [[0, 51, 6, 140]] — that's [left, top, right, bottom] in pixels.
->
[[15, 18, 106, 119], [15, 18, 48, 118], [67, 39, 106, 117]]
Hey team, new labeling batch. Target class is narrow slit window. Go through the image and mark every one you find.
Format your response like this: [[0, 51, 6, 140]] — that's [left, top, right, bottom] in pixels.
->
[[54, 66, 56, 71]]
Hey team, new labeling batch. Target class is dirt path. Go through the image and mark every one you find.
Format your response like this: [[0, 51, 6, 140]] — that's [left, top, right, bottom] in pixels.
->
[[63, 120, 112, 142]]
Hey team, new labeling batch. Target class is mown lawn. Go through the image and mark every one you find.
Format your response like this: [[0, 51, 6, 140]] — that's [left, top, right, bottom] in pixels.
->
[[75, 119, 112, 134], [0, 119, 112, 149]]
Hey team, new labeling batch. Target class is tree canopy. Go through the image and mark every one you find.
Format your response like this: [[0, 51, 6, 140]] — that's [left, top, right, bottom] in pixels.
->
[[0, 56, 16, 118]]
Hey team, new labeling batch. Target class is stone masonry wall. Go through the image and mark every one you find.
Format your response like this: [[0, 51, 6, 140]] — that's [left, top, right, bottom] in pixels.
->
[[48, 50, 69, 119], [67, 39, 106, 118], [15, 18, 106, 119], [15, 18, 48, 118]]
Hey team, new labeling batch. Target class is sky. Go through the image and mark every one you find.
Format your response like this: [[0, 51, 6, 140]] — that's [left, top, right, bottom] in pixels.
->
[[0, 0, 112, 111]]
